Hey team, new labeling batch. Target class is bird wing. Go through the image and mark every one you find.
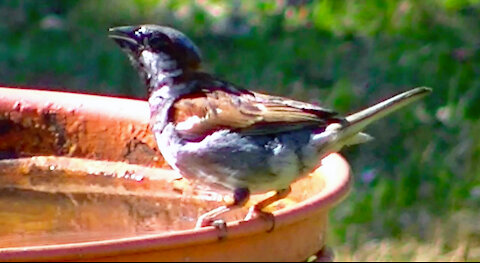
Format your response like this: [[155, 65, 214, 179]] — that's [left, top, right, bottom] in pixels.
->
[[172, 80, 343, 139]]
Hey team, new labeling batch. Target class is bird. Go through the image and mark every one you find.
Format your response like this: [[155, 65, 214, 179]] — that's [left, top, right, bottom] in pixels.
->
[[108, 24, 431, 232]]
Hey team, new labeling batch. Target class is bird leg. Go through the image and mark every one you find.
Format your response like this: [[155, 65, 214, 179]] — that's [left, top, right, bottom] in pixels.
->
[[244, 187, 292, 232], [195, 187, 250, 229], [195, 186, 292, 234]]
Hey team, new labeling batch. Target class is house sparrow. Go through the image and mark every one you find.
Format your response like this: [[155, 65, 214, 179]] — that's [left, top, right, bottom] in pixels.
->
[[108, 24, 431, 231]]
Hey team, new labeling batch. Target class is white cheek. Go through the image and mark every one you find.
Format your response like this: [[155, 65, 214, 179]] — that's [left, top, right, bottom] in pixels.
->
[[141, 50, 156, 62], [140, 50, 158, 72], [140, 50, 180, 72]]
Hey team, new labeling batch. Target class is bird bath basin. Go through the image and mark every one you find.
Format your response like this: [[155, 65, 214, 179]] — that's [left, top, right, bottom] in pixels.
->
[[0, 87, 351, 261]]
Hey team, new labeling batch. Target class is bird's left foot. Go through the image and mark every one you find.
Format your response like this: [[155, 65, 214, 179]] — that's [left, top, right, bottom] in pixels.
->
[[195, 205, 227, 228], [195, 205, 232, 240], [194, 188, 251, 240]]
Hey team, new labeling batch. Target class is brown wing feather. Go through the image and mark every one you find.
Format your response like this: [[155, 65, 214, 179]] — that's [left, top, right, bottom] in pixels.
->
[[172, 86, 342, 139]]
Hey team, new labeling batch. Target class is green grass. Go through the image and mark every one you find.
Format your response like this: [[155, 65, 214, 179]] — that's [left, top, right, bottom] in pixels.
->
[[1, 0, 480, 260], [332, 209, 480, 261]]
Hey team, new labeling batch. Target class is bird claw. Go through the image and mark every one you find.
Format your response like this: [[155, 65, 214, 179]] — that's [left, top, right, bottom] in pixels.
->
[[195, 217, 228, 240], [211, 219, 228, 240], [244, 206, 275, 232]]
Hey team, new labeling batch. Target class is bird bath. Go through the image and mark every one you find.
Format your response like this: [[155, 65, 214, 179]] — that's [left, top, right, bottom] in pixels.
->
[[0, 87, 351, 261]]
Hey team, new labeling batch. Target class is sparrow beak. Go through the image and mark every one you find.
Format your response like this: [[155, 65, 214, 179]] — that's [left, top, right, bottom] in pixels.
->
[[108, 26, 141, 51]]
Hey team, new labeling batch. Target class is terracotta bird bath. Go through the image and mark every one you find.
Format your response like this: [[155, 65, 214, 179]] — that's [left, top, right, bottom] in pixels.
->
[[0, 87, 352, 261]]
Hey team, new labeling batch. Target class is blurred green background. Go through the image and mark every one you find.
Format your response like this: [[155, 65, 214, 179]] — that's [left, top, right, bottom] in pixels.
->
[[1, 0, 479, 261]]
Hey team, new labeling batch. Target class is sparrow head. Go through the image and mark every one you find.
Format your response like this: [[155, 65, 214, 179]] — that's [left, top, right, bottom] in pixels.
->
[[109, 25, 202, 88]]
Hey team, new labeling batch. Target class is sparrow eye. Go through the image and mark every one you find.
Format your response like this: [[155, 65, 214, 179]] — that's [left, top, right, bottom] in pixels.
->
[[148, 34, 170, 51]]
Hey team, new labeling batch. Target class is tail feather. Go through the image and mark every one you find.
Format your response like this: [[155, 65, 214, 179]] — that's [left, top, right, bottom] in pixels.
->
[[344, 132, 374, 146], [340, 87, 432, 141]]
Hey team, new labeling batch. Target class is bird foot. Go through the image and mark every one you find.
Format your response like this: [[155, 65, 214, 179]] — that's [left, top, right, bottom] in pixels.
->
[[195, 215, 228, 240], [244, 206, 275, 232]]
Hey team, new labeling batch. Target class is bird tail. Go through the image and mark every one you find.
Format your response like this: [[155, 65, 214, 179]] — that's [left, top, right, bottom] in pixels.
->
[[336, 87, 432, 146]]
